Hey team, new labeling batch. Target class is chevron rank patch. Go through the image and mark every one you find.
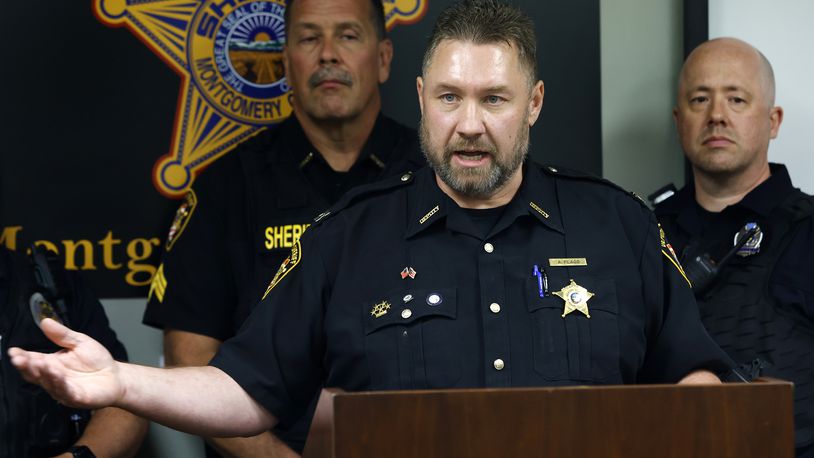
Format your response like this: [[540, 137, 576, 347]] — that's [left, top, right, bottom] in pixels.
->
[[262, 239, 302, 300], [148, 263, 168, 303]]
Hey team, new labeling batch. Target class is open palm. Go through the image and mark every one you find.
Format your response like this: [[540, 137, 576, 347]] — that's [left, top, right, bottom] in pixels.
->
[[7, 318, 124, 409]]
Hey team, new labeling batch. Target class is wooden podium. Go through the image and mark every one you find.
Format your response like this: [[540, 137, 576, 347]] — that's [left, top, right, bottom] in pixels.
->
[[302, 379, 793, 458]]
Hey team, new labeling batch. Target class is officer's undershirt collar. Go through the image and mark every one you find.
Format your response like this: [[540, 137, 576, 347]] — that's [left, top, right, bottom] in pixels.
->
[[405, 162, 564, 238]]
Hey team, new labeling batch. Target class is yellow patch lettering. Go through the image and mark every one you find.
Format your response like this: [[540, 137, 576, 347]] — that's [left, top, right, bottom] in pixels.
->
[[264, 224, 310, 250]]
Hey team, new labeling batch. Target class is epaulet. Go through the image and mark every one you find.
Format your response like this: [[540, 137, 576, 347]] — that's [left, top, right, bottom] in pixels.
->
[[541, 164, 650, 209], [781, 189, 814, 222], [311, 171, 417, 227], [647, 183, 678, 207]]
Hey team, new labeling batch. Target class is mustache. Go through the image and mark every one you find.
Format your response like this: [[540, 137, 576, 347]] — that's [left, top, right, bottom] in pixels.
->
[[702, 127, 734, 138], [444, 138, 498, 156], [308, 67, 353, 88]]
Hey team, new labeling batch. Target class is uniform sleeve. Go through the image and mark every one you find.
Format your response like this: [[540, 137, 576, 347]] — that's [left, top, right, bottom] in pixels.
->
[[142, 164, 237, 341], [210, 225, 329, 427], [638, 215, 735, 383], [66, 271, 128, 362]]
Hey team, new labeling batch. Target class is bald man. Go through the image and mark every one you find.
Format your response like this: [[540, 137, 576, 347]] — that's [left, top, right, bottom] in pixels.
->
[[655, 38, 814, 457]]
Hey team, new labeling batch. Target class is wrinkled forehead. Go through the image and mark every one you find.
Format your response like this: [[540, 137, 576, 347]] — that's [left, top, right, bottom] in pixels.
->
[[288, 0, 372, 28]]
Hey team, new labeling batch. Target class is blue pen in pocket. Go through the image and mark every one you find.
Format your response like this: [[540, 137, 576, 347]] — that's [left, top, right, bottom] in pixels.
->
[[533, 265, 545, 298]]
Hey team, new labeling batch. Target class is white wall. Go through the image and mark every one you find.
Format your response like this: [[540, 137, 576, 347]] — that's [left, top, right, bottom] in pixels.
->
[[601, 0, 687, 197], [710, 0, 814, 193]]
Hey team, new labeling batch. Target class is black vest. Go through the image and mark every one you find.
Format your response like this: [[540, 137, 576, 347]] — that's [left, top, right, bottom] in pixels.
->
[[0, 249, 90, 458], [691, 191, 814, 450]]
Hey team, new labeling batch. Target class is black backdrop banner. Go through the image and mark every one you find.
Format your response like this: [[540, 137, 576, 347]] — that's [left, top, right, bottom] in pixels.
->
[[0, 0, 600, 298]]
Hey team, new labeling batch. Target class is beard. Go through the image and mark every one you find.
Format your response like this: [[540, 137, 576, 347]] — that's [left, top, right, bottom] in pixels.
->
[[419, 118, 529, 199]]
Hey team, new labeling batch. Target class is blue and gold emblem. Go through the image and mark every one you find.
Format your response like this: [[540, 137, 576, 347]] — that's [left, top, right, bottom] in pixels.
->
[[385, 0, 429, 28], [94, 0, 292, 198], [93, 0, 427, 198]]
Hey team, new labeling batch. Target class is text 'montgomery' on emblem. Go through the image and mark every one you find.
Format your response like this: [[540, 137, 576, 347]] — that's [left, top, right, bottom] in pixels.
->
[[189, 0, 291, 126], [93, 0, 294, 198], [93, 0, 428, 198]]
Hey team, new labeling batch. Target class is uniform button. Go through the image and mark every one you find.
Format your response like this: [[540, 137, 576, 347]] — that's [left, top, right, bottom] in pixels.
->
[[401, 309, 412, 319], [493, 359, 505, 371], [427, 293, 442, 306], [403, 294, 413, 303], [484, 242, 494, 253], [400, 173, 411, 182], [489, 303, 501, 313]]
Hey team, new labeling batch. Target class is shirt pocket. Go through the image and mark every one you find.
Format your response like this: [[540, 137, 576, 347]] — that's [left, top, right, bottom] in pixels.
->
[[526, 274, 621, 383], [364, 288, 461, 389]]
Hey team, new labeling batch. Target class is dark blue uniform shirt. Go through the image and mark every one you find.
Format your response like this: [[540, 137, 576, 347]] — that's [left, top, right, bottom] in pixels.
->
[[655, 163, 814, 322], [211, 163, 733, 427]]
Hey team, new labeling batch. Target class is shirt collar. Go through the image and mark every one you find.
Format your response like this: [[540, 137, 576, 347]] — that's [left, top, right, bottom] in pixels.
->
[[512, 163, 564, 234], [736, 163, 795, 217], [267, 113, 397, 171], [660, 162, 796, 236], [404, 162, 564, 239]]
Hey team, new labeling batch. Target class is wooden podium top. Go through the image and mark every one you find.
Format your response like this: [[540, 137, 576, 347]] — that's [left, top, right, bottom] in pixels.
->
[[303, 379, 793, 458]]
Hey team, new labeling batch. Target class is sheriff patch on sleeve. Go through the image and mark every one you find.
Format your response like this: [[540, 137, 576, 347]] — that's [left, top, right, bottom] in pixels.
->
[[166, 190, 197, 251], [262, 239, 302, 300], [659, 224, 691, 287]]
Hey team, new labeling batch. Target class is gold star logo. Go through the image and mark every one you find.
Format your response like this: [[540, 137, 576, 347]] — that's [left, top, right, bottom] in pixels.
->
[[553, 279, 594, 318], [92, 0, 428, 198]]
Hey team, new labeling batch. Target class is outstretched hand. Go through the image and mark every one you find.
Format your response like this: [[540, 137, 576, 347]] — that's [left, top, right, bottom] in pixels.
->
[[7, 317, 124, 409]]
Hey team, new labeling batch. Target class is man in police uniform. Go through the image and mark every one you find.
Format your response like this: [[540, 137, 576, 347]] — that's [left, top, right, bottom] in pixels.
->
[[142, 0, 422, 455], [0, 246, 147, 457], [9, 0, 732, 450], [655, 38, 814, 457]]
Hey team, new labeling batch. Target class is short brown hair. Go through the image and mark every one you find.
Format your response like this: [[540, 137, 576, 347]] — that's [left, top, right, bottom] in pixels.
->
[[422, 0, 537, 85]]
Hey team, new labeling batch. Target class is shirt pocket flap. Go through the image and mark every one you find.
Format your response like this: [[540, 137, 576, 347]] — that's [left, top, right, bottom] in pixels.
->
[[365, 288, 457, 335]]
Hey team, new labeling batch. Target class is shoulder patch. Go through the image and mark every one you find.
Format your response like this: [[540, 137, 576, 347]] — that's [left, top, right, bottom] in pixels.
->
[[166, 190, 197, 251], [659, 223, 691, 287], [262, 239, 303, 300], [309, 171, 416, 228], [541, 164, 650, 210]]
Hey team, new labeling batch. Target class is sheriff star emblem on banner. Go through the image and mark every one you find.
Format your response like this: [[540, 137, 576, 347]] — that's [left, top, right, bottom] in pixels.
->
[[93, 0, 428, 198]]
